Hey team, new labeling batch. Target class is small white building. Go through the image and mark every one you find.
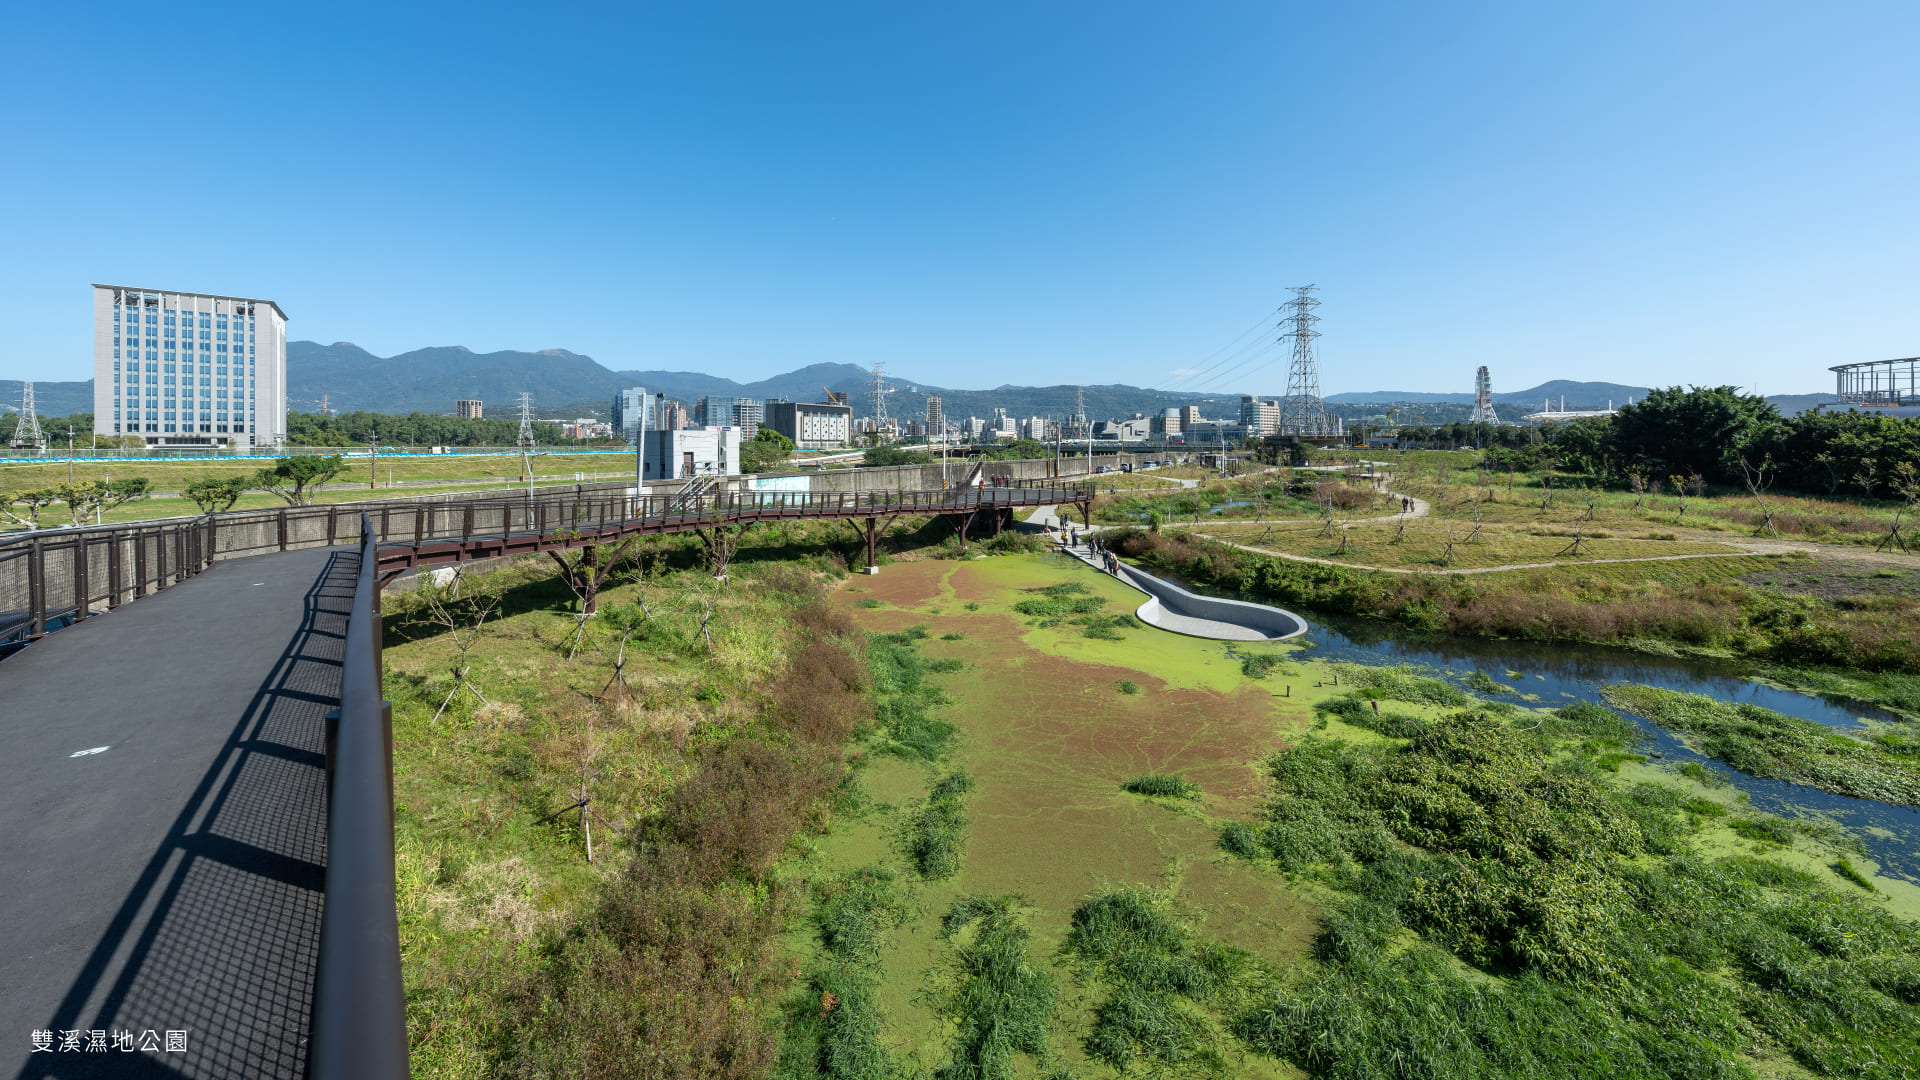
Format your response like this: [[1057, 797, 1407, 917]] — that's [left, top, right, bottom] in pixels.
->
[[643, 427, 742, 480]]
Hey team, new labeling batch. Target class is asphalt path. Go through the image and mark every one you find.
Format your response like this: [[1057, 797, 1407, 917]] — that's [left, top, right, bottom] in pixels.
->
[[1, 547, 348, 1080]]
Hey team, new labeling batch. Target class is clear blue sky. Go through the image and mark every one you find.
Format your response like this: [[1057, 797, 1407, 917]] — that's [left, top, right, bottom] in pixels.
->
[[3, 1, 1915, 396]]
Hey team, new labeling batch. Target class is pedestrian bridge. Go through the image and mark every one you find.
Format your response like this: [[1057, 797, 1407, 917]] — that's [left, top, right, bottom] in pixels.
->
[[0, 478, 1090, 1080]]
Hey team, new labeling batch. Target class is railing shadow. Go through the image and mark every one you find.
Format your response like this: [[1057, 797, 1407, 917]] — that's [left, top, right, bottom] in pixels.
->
[[14, 553, 350, 1080]]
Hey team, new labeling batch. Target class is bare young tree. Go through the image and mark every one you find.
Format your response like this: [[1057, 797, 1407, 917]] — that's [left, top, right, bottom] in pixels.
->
[[1737, 454, 1780, 537], [1626, 469, 1648, 511], [417, 569, 504, 725], [1813, 452, 1842, 498], [1668, 474, 1690, 516], [548, 534, 640, 659], [1876, 462, 1919, 554], [1855, 458, 1881, 501]]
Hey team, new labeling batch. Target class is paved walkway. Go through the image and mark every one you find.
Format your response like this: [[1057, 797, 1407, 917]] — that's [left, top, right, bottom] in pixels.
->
[[2, 547, 348, 1080]]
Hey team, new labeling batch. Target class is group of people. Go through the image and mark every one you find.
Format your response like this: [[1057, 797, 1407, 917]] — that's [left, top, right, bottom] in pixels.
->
[[1054, 518, 1120, 575]]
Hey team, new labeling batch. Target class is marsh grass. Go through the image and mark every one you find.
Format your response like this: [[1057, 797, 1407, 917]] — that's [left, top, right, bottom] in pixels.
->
[[1122, 774, 1201, 799], [932, 895, 1057, 1080], [1603, 683, 1920, 805], [867, 627, 959, 761], [1831, 858, 1877, 891], [1012, 581, 1107, 619], [1061, 887, 1271, 1076], [776, 867, 913, 1080], [906, 771, 975, 880], [1240, 653, 1288, 679], [1222, 703, 1920, 1079]]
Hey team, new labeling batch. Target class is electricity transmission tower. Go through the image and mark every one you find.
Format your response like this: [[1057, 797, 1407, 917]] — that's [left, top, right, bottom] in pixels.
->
[[868, 363, 890, 438], [10, 381, 46, 449], [515, 393, 537, 451], [1469, 366, 1497, 423], [1278, 286, 1334, 437]]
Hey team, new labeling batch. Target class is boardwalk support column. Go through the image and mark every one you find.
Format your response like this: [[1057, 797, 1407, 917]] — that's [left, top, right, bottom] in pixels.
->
[[695, 522, 754, 578], [858, 514, 901, 574]]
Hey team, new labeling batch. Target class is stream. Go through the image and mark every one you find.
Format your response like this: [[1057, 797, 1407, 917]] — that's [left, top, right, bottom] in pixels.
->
[[1126, 558, 1920, 883]]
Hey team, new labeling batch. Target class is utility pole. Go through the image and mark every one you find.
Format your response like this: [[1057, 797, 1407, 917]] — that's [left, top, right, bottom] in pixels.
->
[[369, 430, 377, 489], [66, 427, 75, 483]]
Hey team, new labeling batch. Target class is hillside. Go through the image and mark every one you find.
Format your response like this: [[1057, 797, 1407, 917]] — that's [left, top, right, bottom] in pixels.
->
[[0, 379, 93, 418]]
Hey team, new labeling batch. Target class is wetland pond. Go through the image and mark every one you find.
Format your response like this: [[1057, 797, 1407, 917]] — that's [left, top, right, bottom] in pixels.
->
[[1152, 562, 1920, 884], [811, 552, 1918, 1077]]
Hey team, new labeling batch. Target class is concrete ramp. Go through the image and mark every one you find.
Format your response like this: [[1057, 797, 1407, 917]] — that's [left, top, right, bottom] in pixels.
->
[[1063, 544, 1308, 641]]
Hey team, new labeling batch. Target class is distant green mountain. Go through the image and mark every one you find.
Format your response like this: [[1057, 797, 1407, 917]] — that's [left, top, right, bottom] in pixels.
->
[[0, 379, 92, 418]]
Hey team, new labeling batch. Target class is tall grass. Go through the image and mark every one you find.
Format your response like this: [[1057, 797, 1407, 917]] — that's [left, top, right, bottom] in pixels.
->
[[1122, 774, 1201, 799], [1602, 683, 1920, 805], [1220, 707, 1920, 1078], [906, 771, 975, 879], [933, 895, 1057, 1080], [1061, 887, 1269, 1076], [776, 868, 913, 1080]]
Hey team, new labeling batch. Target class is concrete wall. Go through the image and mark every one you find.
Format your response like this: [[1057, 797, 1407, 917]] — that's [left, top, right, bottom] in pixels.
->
[[1112, 560, 1308, 641]]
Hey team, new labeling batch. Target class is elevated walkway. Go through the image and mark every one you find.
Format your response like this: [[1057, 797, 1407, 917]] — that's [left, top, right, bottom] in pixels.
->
[[2, 546, 345, 1079]]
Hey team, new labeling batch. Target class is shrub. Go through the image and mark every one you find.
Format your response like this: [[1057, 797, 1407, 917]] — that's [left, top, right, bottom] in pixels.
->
[[1122, 774, 1200, 799], [1116, 680, 1140, 695]]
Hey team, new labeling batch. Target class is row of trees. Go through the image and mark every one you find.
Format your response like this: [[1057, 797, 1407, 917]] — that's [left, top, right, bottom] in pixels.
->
[[1390, 422, 1544, 450], [285, 410, 585, 447], [0, 456, 352, 529], [1524, 387, 1920, 497]]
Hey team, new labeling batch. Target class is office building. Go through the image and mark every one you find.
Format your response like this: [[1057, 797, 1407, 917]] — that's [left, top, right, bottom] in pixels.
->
[[1239, 396, 1279, 436], [612, 387, 653, 442], [695, 396, 737, 427], [1153, 408, 1183, 439], [731, 399, 765, 437], [765, 401, 852, 450], [1179, 404, 1203, 428], [661, 401, 688, 431], [94, 284, 287, 450], [642, 427, 742, 480]]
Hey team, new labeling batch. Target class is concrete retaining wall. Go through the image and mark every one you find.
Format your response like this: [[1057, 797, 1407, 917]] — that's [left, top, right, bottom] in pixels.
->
[[1111, 560, 1307, 641]]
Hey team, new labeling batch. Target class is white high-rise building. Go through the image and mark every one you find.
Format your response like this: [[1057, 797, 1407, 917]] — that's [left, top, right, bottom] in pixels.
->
[[94, 284, 287, 450]]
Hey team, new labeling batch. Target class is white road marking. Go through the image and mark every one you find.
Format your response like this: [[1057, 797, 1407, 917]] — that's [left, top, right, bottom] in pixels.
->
[[70, 746, 110, 758], [251, 582, 265, 586]]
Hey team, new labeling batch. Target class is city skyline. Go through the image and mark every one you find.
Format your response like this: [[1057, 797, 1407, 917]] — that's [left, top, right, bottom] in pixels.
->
[[2, 3, 1914, 396]]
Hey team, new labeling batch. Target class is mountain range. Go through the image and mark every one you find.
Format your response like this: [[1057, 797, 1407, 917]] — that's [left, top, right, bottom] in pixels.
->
[[4, 345, 1837, 422]]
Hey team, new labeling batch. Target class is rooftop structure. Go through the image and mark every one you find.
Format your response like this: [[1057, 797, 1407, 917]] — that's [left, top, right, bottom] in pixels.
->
[[1832, 356, 1920, 408]]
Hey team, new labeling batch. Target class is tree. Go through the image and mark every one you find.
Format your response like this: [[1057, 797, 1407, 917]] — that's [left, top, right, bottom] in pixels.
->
[[0, 488, 62, 529], [862, 445, 930, 467], [253, 455, 346, 506], [739, 428, 794, 473], [184, 475, 252, 515], [1604, 386, 1780, 485], [56, 479, 151, 526]]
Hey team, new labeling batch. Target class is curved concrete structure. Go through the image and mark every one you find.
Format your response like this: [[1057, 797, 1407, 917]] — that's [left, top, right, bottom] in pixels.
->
[[1065, 544, 1308, 641]]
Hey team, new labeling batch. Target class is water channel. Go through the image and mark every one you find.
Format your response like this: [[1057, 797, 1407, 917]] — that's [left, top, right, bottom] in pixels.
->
[[1132, 559, 1920, 884]]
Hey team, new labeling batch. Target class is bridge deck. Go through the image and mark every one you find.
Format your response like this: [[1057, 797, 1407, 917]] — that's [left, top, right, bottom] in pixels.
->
[[2, 547, 346, 1080]]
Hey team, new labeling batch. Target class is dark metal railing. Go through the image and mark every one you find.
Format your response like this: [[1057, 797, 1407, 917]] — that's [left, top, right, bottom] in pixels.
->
[[308, 513, 408, 1079], [1, 479, 1093, 645]]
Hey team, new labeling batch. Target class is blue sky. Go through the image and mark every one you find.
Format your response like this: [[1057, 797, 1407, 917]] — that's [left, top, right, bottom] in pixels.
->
[[2, 1, 1914, 396]]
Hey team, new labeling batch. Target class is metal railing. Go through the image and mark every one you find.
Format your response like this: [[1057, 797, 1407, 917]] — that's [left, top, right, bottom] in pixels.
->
[[309, 513, 408, 1078], [0, 478, 1091, 646]]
